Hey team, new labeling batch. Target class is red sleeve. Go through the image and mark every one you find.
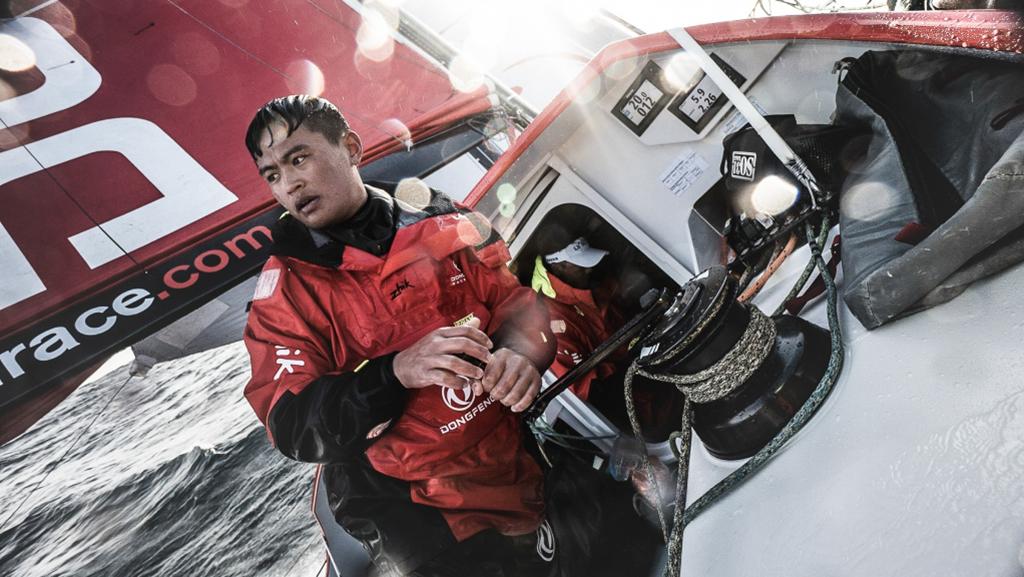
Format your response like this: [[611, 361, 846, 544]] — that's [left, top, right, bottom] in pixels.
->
[[243, 262, 336, 427], [243, 261, 407, 462], [545, 300, 615, 401]]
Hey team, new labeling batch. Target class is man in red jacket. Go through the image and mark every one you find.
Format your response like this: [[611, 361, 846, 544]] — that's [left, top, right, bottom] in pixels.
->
[[530, 235, 619, 402], [241, 95, 558, 576], [531, 233, 666, 442]]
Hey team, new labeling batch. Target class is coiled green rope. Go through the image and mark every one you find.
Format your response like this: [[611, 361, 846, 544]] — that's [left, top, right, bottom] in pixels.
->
[[624, 217, 844, 577]]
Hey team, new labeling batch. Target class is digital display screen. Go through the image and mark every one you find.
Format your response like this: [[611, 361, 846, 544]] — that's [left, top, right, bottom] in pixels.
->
[[668, 53, 746, 134], [611, 61, 671, 137], [620, 80, 665, 126], [676, 75, 721, 123]]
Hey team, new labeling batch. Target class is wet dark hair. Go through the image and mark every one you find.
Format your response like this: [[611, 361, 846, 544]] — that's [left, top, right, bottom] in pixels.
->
[[244, 95, 349, 160]]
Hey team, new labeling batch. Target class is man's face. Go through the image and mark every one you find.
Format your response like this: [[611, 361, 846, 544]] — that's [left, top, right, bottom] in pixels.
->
[[548, 260, 595, 290], [255, 123, 365, 229]]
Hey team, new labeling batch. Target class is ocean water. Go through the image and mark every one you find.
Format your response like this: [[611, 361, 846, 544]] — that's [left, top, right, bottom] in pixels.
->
[[0, 343, 325, 577]]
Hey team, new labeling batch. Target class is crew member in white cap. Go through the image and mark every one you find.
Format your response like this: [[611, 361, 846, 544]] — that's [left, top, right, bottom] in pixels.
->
[[530, 232, 664, 573], [531, 235, 621, 401]]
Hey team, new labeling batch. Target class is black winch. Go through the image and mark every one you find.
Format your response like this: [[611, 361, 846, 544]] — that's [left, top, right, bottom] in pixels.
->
[[634, 266, 831, 460], [525, 266, 833, 461]]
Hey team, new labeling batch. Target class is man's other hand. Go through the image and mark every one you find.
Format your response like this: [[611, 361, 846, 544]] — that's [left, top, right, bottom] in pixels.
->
[[479, 348, 541, 413], [393, 318, 492, 390]]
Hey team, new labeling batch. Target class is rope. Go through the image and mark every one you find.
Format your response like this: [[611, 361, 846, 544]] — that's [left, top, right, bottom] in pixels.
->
[[626, 217, 844, 577], [637, 309, 776, 399], [739, 233, 798, 303], [623, 307, 776, 545], [623, 280, 736, 542], [772, 215, 832, 317], [530, 419, 611, 458]]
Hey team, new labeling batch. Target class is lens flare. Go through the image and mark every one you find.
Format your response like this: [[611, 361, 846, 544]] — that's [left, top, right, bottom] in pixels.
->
[[0, 79, 14, 102], [448, 55, 487, 93], [380, 118, 412, 149], [0, 35, 36, 72], [750, 175, 799, 216], [285, 59, 325, 97], [663, 52, 701, 92], [146, 64, 197, 107], [354, 50, 393, 81], [496, 183, 517, 204], [172, 32, 221, 76], [560, 0, 599, 31], [46, 2, 78, 39], [605, 53, 641, 81], [395, 178, 431, 210], [0, 123, 29, 149], [357, 3, 397, 63], [570, 77, 602, 105], [842, 180, 897, 221], [457, 214, 491, 245], [357, 34, 394, 63]]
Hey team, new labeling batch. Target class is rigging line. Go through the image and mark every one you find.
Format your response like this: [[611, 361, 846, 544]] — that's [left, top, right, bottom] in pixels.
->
[[165, 0, 417, 152], [282, 535, 326, 577], [536, 435, 604, 456], [598, 8, 646, 36], [0, 119, 140, 267], [299, 0, 461, 151], [163, 0, 290, 80], [534, 430, 617, 441], [311, 0, 453, 80], [0, 371, 136, 534], [529, 420, 617, 442], [15, 0, 60, 17]]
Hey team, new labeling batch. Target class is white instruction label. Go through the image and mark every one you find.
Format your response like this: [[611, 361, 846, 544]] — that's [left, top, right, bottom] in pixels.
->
[[722, 98, 768, 135], [659, 149, 709, 197]]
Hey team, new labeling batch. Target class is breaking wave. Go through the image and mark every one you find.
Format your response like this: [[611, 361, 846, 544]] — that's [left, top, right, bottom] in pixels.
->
[[0, 343, 323, 577]]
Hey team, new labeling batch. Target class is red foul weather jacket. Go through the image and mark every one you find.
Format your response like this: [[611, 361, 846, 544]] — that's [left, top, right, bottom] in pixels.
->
[[243, 186, 554, 575], [538, 269, 618, 401]]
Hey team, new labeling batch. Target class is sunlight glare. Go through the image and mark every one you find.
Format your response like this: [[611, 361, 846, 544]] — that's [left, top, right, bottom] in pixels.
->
[[605, 53, 641, 81], [0, 34, 36, 72], [448, 54, 487, 93], [396, 177, 432, 209], [496, 183, 517, 204], [380, 118, 413, 148], [560, 0, 600, 31], [663, 52, 701, 92], [750, 175, 799, 216], [357, 2, 398, 62], [285, 59, 325, 97]]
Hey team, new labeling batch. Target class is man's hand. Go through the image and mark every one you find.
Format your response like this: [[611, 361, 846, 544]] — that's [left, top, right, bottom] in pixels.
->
[[477, 348, 541, 413], [392, 318, 493, 390]]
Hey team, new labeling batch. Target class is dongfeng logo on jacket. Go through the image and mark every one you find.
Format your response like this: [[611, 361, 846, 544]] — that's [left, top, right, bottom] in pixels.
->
[[442, 384, 476, 411], [449, 261, 466, 286], [439, 383, 496, 435]]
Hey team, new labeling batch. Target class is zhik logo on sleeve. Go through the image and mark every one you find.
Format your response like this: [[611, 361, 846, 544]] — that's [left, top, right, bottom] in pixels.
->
[[273, 346, 305, 380]]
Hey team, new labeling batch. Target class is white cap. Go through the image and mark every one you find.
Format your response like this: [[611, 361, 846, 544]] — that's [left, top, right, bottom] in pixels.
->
[[543, 237, 609, 268]]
